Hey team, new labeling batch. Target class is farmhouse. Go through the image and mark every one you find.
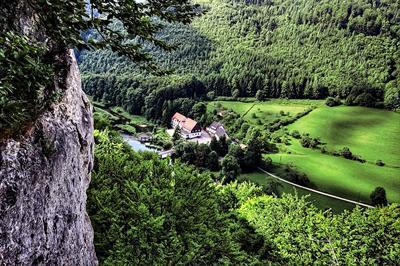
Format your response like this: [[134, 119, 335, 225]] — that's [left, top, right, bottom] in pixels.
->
[[171, 112, 202, 139], [206, 122, 228, 140]]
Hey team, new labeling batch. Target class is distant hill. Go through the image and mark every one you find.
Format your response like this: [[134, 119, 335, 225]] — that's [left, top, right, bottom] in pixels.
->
[[79, 0, 400, 112]]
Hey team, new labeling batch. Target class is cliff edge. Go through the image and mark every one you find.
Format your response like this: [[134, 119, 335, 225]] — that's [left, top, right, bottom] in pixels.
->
[[0, 50, 97, 265]]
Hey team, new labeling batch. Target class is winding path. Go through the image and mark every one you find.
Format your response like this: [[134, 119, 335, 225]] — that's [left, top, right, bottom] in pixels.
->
[[257, 167, 374, 208]]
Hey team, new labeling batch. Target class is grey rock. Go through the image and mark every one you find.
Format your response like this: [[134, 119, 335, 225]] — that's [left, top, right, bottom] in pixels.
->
[[0, 51, 97, 265]]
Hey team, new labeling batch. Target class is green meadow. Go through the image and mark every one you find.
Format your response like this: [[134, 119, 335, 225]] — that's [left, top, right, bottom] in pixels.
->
[[268, 141, 400, 204], [288, 106, 400, 166], [110, 106, 154, 126], [239, 171, 356, 212], [210, 99, 400, 207], [208, 99, 323, 125]]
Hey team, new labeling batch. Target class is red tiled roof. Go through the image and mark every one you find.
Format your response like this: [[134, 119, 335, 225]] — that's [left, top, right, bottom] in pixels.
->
[[172, 112, 186, 122], [182, 118, 198, 132]]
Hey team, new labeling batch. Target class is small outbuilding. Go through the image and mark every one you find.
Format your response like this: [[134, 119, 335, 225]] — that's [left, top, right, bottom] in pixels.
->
[[138, 133, 153, 143], [206, 122, 228, 140]]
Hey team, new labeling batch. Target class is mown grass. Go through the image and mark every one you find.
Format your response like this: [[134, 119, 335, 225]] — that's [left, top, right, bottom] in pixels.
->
[[110, 106, 153, 126], [239, 171, 356, 213], [288, 106, 400, 166], [208, 99, 323, 125], [268, 140, 400, 204], [210, 99, 400, 208]]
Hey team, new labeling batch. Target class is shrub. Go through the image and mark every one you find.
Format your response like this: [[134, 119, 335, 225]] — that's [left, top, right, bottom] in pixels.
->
[[116, 124, 136, 134], [325, 96, 342, 107], [339, 147, 353, 159], [300, 135, 320, 149], [94, 112, 112, 130], [284, 166, 310, 186], [300, 135, 312, 147], [260, 157, 273, 169], [162, 141, 173, 150], [335, 147, 365, 162], [291, 130, 301, 139], [232, 89, 240, 99], [370, 187, 388, 206], [320, 146, 327, 154]]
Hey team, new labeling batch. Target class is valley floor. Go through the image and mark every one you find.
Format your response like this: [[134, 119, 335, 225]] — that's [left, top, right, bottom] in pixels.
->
[[210, 99, 400, 209]]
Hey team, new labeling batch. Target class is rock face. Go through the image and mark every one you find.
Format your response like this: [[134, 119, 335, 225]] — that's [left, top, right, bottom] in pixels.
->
[[0, 51, 97, 265]]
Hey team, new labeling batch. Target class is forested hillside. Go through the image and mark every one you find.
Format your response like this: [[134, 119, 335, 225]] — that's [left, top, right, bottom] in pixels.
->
[[80, 0, 400, 123], [88, 129, 400, 264]]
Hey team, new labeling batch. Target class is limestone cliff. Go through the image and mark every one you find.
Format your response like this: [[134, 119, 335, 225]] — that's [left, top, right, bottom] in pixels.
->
[[0, 51, 97, 265]]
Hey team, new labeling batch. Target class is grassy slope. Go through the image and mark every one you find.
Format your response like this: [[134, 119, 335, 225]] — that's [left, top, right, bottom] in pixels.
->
[[288, 106, 400, 166], [273, 106, 400, 204], [210, 99, 400, 205], [239, 171, 356, 213], [208, 99, 323, 124], [110, 106, 154, 126], [268, 141, 400, 204]]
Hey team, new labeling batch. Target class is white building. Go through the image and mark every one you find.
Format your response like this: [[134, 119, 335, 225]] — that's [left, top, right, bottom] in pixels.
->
[[171, 112, 202, 139]]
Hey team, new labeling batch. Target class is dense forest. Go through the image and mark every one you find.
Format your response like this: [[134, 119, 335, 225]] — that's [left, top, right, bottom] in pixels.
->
[[88, 129, 400, 264], [80, 0, 400, 124]]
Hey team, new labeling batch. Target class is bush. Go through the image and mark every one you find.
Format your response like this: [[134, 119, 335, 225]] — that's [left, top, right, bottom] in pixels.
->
[[320, 146, 327, 154], [284, 166, 310, 186], [116, 124, 136, 134], [335, 147, 365, 163], [339, 147, 353, 159], [325, 96, 342, 107], [291, 130, 301, 139], [162, 141, 173, 150], [300, 135, 320, 149], [370, 187, 388, 206], [232, 89, 240, 99], [94, 112, 112, 130], [260, 157, 273, 169]]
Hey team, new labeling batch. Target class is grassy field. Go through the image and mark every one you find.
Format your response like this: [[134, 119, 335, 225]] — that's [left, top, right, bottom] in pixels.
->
[[269, 106, 400, 204], [110, 106, 154, 126], [239, 171, 356, 213], [210, 99, 400, 207], [268, 140, 400, 203], [208, 99, 323, 125], [288, 106, 400, 166], [93, 106, 119, 122]]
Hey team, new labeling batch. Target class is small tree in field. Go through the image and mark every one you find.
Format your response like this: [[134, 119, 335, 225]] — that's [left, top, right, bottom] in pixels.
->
[[325, 96, 342, 107], [370, 187, 388, 206]]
